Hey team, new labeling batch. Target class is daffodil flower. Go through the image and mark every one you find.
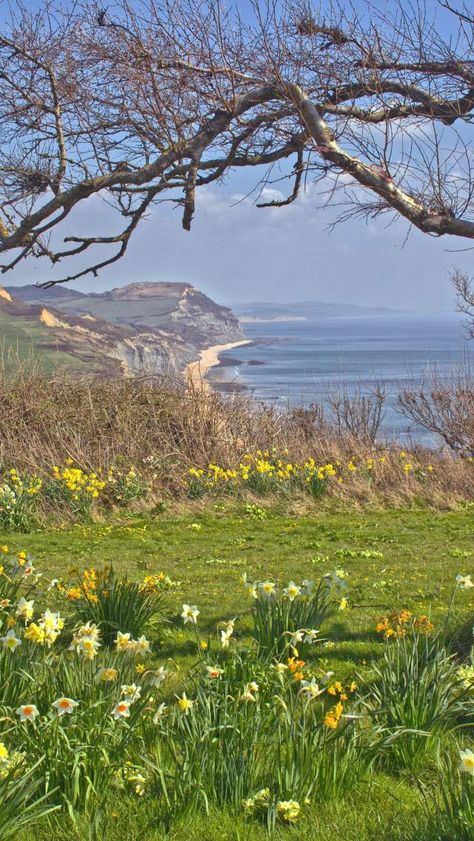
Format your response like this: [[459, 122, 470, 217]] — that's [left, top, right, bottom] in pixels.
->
[[300, 678, 323, 699], [52, 697, 79, 716], [177, 692, 193, 713], [456, 574, 474, 590], [181, 604, 200, 625], [206, 665, 224, 679], [283, 581, 301, 601], [1, 630, 21, 651], [460, 748, 474, 776], [121, 684, 141, 702], [15, 597, 34, 622], [112, 700, 131, 719], [15, 703, 39, 722]]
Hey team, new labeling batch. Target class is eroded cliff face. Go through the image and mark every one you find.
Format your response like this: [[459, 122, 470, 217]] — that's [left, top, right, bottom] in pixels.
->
[[1, 282, 243, 376], [168, 286, 243, 348]]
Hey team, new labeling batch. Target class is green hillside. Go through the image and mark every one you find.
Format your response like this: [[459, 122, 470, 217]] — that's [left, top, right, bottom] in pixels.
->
[[0, 309, 93, 373]]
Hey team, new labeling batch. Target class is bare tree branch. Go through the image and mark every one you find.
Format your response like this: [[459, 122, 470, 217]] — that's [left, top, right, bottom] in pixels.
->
[[0, 0, 473, 285]]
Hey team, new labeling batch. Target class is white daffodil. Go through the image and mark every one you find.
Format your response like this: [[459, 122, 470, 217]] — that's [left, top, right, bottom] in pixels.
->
[[121, 684, 141, 702], [79, 622, 100, 641], [284, 630, 304, 649], [153, 703, 167, 723], [112, 700, 131, 719], [15, 703, 39, 722], [259, 580, 276, 598], [1, 630, 21, 651], [239, 683, 258, 703], [15, 597, 34, 622], [40, 610, 64, 633], [78, 635, 100, 660], [206, 665, 224, 679], [131, 635, 151, 655], [456, 574, 474, 590], [271, 662, 289, 674], [115, 631, 132, 651], [181, 604, 200, 625], [52, 697, 79, 716], [283, 581, 301, 601], [459, 748, 474, 776], [300, 678, 323, 699], [0, 598, 11, 610], [301, 579, 314, 595], [47, 578, 60, 591], [148, 666, 168, 687], [303, 629, 320, 644]]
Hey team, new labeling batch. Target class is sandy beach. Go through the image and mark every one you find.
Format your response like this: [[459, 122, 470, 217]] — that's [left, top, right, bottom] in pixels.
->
[[185, 339, 252, 392]]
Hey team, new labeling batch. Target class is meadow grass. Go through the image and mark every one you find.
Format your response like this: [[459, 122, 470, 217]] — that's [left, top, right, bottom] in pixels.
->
[[1, 501, 472, 841]]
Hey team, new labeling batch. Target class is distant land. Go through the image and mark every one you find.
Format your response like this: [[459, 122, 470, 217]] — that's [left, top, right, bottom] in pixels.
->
[[230, 300, 400, 322], [1, 282, 243, 375]]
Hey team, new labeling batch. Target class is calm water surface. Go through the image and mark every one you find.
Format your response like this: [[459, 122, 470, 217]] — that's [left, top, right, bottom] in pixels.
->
[[208, 313, 469, 445]]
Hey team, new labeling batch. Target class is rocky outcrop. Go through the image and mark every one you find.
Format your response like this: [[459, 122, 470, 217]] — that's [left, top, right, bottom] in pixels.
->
[[2, 281, 243, 376]]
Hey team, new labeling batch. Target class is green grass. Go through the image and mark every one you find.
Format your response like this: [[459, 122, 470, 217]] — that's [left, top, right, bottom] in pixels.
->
[[6, 502, 473, 841], [0, 314, 92, 373]]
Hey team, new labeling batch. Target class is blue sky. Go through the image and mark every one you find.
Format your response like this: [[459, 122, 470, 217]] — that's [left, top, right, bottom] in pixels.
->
[[4, 0, 473, 310]]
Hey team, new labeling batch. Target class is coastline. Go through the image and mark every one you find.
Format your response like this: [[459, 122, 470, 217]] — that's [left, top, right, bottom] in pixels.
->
[[185, 339, 253, 392]]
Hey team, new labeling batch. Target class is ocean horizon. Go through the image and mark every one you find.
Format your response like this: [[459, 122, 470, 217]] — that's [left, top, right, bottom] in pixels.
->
[[207, 312, 469, 446]]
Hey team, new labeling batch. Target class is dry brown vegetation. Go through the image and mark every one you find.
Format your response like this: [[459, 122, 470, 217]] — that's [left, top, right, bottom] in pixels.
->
[[0, 360, 472, 510]]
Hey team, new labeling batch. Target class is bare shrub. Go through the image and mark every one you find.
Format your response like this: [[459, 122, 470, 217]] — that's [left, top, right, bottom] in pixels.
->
[[326, 384, 387, 443], [397, 362, 474, 456]]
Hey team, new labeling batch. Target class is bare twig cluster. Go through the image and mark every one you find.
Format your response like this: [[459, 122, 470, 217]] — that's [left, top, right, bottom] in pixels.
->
[[0, 0, 473, 284]]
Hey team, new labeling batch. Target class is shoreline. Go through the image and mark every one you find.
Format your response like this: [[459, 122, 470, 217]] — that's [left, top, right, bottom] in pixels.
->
[[185, 339, 253, 392]]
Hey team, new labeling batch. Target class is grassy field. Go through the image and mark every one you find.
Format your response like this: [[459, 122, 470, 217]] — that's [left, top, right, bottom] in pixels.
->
[[1, 503, 471, 841]]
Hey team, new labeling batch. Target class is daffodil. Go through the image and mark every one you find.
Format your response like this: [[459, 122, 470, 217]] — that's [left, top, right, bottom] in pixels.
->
[[303, 629, 320, 644], [24, 622, 46, 645], [100, 667, 118, 682], [206, 665, 224, 679], [459, 748, 474, 776], [283, 581, 301, 601], [271, 662, 289, 674], [300, 678, 323, 699], [0, 743, 8, 765], [152, 703, 167, 723], [259, 580, 276, 598], [15, 703, 39, 722], [115, 631, 132, 651], [1, 630, 21, 651], [181, 604, 200, 625], [15, 597, 34, 622], [52, 697, 79, 716], [131, 635, 151, 655], [148, 666, 168, 687], [112, 700, 131, 719], [177, 692, 193, 713], [456, 574, 474, 590], [121, 684, 141, 702]]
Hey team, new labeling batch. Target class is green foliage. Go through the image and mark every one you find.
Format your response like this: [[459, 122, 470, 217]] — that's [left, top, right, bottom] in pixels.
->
[[249, 576, 333, 659], [365, 630, 471, 769], [68, 566, 167, 645], [0, 761, 59, 840]]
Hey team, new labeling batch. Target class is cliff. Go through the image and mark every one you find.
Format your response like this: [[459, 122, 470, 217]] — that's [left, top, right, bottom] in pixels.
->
[[2, 282, 244, 376]]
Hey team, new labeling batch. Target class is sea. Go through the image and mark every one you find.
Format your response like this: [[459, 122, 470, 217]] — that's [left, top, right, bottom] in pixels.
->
[[207, 313, 470, 446]]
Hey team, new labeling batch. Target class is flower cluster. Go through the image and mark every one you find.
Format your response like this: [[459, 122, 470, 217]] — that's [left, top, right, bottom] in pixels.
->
[[52, 463, 107, 500], [187, 448, 436, 499], [375, 610, 434, 639]]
